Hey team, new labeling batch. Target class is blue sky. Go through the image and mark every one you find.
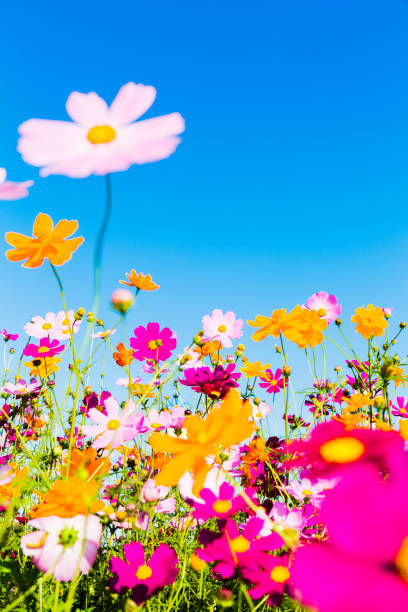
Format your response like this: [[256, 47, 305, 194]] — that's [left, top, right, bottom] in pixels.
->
[[1, 0, 408, 412]]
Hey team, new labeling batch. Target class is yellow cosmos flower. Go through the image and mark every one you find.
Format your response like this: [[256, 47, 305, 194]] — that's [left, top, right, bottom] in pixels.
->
[[351, 305, 387, 340], [24, 357, 61, 377], [240, 360, 271, 378], [247, 309, 289, 341]]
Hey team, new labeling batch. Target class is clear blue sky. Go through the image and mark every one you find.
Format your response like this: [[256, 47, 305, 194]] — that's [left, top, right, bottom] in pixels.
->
[[1, 0, 408, 416]]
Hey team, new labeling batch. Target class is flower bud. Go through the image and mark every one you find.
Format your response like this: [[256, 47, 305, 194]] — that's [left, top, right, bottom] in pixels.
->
[[111, 288, 135, 314], [275, 345, 281, 353], [400, 322, 407, 329], [96, 319, 103, 327], [253, 397, 260, 405], [87, 312, 95, 323], [237, 344, 245, 352], [193, 331, 205, 346], [282, 366, 291, 378], [374, 396, 385, 410], [334, 365, 341, 372], [335, 318, 342, 326]]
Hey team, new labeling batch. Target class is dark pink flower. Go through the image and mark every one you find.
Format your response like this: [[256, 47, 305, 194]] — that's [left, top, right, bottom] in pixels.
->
[[259, 368, 284, 394], [130, 322, 177, 362], [179, 364, 240, 399], [23, 338, 64, 359], [391, 396, 408, 418], [242, 554, 291, 607], [1, 329, 18, 342], [192, 482, 248, 522], [110, 541, 179, 605]]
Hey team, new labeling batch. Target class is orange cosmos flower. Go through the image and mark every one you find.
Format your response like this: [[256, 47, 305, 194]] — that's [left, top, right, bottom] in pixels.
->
[[247, 308, 289, 341], [120, 269, 159, 291], [130, 382, 155, 398], [241, 437, 270, 478], [282, 305, 328, 349], [240, 360, 271, 378], [31, 477, 103, 518], [67, 448, 111, 481], [113, 342, 134, 367], [351, 305, 387, 340], [5, 212, 83, 268], [390, 366, 408, 388], [343, 393, 374, 411], [149, 388, 254, 496]]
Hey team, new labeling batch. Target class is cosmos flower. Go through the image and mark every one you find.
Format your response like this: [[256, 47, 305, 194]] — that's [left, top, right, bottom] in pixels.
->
[[23, 338, 64, 359], [285, 475, 337, 507], [391, 397, 408, 418], [282, 305, 328, 349], [259, 368, 284, 394], [21, 514, 101, 582], [130, 322, 177, 362], [110, 541, 179, 605], [241, 554, 291, 607], [247, 309, 289, 341], [192, 482, 248, 522], [92, 329, 117, 339], [305, 292, 341, 325], [82, 397, 145, 450], [24, 356, 61, 377], [112, 342, 134, 367], [5, 213, 84, 268], [120, 269, 159, 291], [1, 329, 19, 341], [351, 304, 388, 340], [0, 167, 33, 200], [1, 379, 41, 396], [179, 364, 240, 400], [240, 360, 271, 378], [202, 309, 243, 348], [18, 82, 185, 178], [24, 310, 81, 340], [31, 477, 103, 518]]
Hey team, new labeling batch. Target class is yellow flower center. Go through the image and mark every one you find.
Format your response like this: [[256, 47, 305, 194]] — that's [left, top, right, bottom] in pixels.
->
[[147, 339, 163, 350], [107, 419, 120, 430], [396, 536, 408, 582], [151, 423, 162, 429], [217, 324, 227, 333], [270, 379, 277, 386], [270, 565, 290, 583], [302, 489, 313, 497], [42, 323, 52, 330], [212, 499, 232, 514], [190, 553, 207, 571], [62, 318, 70, 326], [87, 124, 116, 145], [401, 408, 407, 414], [317, 308, 327, 317], [319, 436, 365, 464], [230, 536, 250, 553], [38, 346, 50, 354], [136, 564, 152, 580]]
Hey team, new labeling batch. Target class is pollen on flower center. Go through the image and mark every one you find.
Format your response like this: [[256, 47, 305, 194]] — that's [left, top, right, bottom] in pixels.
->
[[148, 339, 163, 350], [58, 526, 79, 548], [230, 535, 250, 553], [107, 419, 120, 430], [395, 536, 408, 582], [270, 379, 277, 386], [62, 318, 70, 326], [38, 346, 50, 354], [319, 436, 365, 464], [136, 563, 153, 580], [42, 323, 52, 330], [317, 308, 327, 317], [87, 124, 116, 145], [270, 565, 290, 583], [212, 499, 232, 513], [302, 489, 313, 497], [217, 324, 227, 332]]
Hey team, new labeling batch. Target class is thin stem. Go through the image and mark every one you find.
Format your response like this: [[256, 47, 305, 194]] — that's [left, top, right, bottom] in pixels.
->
[[92, 173, 112, 318]]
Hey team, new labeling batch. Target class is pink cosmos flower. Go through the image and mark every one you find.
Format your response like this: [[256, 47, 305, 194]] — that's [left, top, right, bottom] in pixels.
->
[[145, 408, 173, 432], [1, 329, 19, 341], [391, 396, 408, 418], [92, 329, 117, 339], [110, 541, 179, 605], [260, 501, 315, 538], [250, 400, 271, 421], [192, 482, 249, 522], [202, 309, 244, 348], [0, 464, 16, 486], [197, 517, 284, 579], [23, 338, 64, 359], [140, 479, 170, 503], [115, 376, 142, 388], [0, 167, 33, 200], [179, 364, 240, 399], [18, 82, 185, 178], [383, 307, 393, 317], [259, 368, 284, 394], [1, 379, 41, 396], [24, 311, 81, 341], [81, 397, 145, 449], [305, 292, 341, 324], [291, 464, 408, 612], [241, 554, 291, 607], [21, 514, 101, 582], [130, 322, 177, 362], [110, 288, 134, 314], [285, 476, 337, 507]]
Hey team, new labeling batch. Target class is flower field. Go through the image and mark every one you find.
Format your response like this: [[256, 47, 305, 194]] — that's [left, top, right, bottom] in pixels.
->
[[1, 82, 408, 612]]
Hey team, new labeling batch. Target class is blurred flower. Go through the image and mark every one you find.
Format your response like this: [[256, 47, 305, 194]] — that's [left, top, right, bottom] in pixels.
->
[[18, 82, 185, 178], [67, 448, 110, 481], [120, 269, 159, 291], [21, 514, 101, 582], [130, 322, 177, 362], [305, 291, 341, 324], [113, 342, 134, 367], [24, 310, 81, 340], [110, 288, 134, 314], [82, 397, 145, 449], [115, 376, 141, 388], [1, 329, 18, 341], [5, 212, 83, 268], [351, 304, 387, 340], [202, 309, 243, 348], [242, 554, 291, 607], [92, 329, 117, 339], [179, 364, 240, 400], [0, 167, 33, 200], [1, 379, 41, 396], [32, 477, 103, 518]]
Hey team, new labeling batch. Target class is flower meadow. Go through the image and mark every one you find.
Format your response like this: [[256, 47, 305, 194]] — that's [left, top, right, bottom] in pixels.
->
[[1, 83, 408, 612]]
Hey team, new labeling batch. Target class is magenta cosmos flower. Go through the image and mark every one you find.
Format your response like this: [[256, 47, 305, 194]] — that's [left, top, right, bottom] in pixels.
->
[[391, 396, 408, 418], [192, 482, 249, 522], [23, 337, 64, 359], [305, 291, 341, 324], [291, 464, 408, 612], [18, 82, 185, 178], [179, 364, 240, 399], [242, 554, 291, 607], [0, 167, 33, 200], [81, 397, 145, 449], [202, 309, 244, 348], [21, 514, 101, 582], [259, 368, 284, 394], [130, 322, 177, 362], [110, 541, 179, 605], [1, 329, 18, 341]]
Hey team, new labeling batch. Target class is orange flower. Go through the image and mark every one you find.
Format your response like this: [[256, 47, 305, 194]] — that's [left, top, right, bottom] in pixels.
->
[[113, 342, 134, 367], [390, 366, 408, 388], [146, 451, 171, 471], [67, 448, 110, 481], [149, 388, 255, 496], [5, 212, 84, 268], [0, 466, 29, 506], [241, 437, 269, 477], [240, 360, 271, 378], [247, 309, 289, 341], [351, 305, 387, 340], [120, 269, 159, 291], [282, 305, 328, 349], [343, 393, 374, 411], [31, 477, 103, 518], [130, 382, 155, 398]]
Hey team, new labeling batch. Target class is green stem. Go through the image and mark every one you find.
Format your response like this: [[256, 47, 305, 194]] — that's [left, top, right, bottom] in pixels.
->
[[92, 173, 112, 318]]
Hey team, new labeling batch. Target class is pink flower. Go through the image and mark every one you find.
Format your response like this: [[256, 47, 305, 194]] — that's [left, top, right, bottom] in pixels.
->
[[110, 541, 179, 605], [251, 400, 271, 421], [18, 82, 185, 178], [1, 379, 41, 396], [202, 309, 243, 348], [92, 329, 117, 339], [0, 167, 33, 200], [115, 376, 142, 388], [383, 307, 393, 317], [81, 397, 145, 449], [242, 554, 291, 606], [111, 288, 134, 314], [285, 476, 337, 507], [145, 408, 173, 432], [23, 338, 64, 359], [21, 514, 101, 582], [391, 396, 408, 418], [140, 479, 170, 503], [130, 322, 177, 362], [192, 482, 248, 522], [305, 292, 341, 324], [1, 329, 18, 341], [24, 311, 81, 341], [259, 368, 284, 394]]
